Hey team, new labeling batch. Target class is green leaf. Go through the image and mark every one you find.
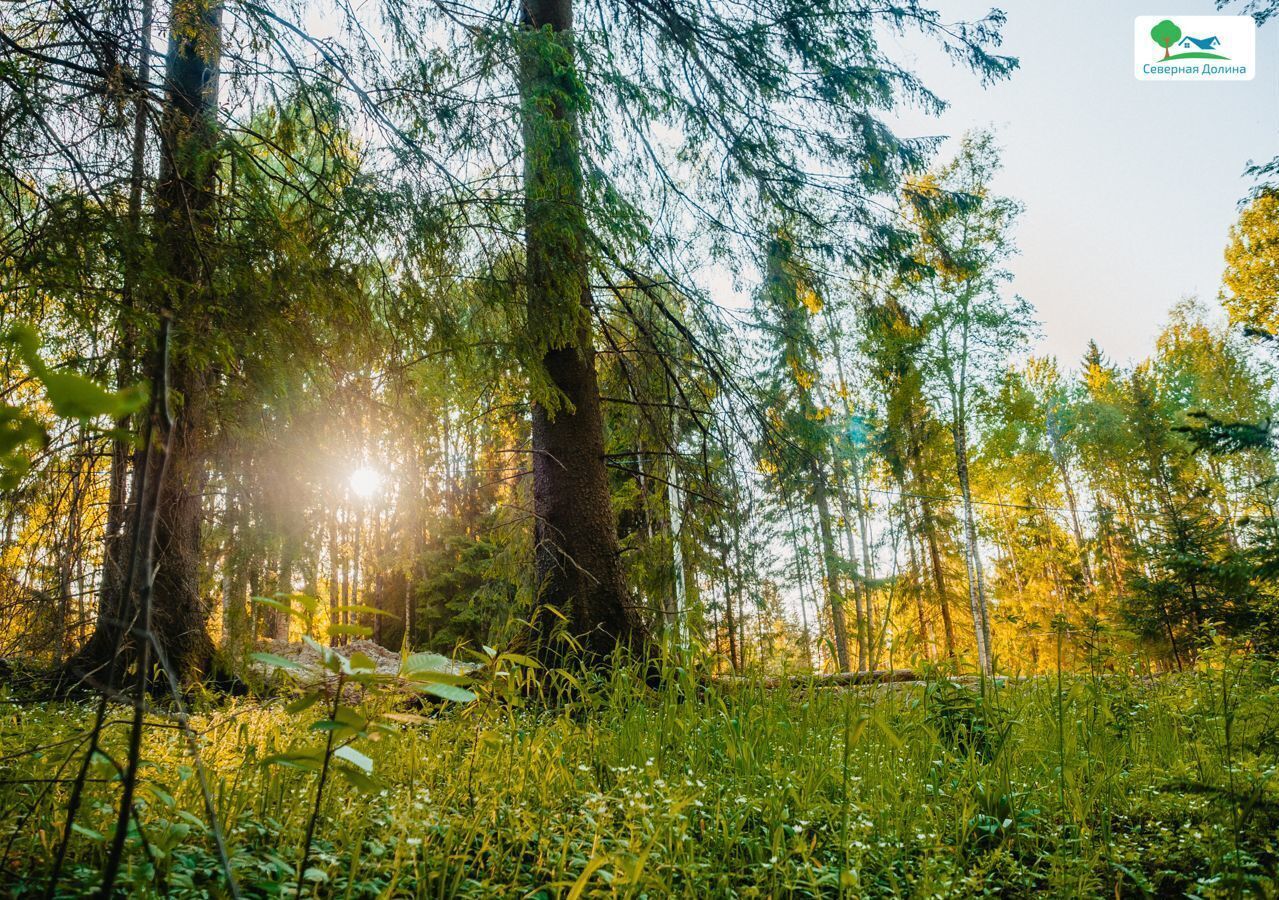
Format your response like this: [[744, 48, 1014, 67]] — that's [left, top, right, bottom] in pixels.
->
[[348, 651, 380, 672], [334, 763, 380, 793], [250, 652, 305, 671], [333, 744, 373, 773], [416, 682, 477, 703], [497, 652, 541, 669], [309, 721, 355, 736], [253, 596, 311, 620], [142, 783, 176, 808], [290, 593, 320, 615], [262, 749, 324, 772], [402, 669, 471, 687], [402, 651, 455, 673], [333, 604, 396, 618], [71, 823, 105, 842], [334, 705, 367, 729], [285, 692, 322, 715], [176, 811, 207, 833]]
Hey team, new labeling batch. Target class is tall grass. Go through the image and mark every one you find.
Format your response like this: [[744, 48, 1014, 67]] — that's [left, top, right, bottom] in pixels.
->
[[2, 654, 1277, 897]]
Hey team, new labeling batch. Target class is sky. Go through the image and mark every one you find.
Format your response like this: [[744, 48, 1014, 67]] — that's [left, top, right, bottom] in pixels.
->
[[884, 0, 1278, 366]]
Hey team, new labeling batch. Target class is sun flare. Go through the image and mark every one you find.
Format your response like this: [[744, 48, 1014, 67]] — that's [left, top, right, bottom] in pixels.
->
[[349, 465, 383, 499]]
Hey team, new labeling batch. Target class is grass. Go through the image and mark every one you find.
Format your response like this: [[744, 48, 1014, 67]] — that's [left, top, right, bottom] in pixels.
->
[[1160, 52, 1230, 61], [1, 653, 1278, 898]]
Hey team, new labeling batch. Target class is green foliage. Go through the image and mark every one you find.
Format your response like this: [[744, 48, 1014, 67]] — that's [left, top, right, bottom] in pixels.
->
[[0, 324, 146, 489], [1151, 20, 1183, 54], [6, 325, 147, 422]]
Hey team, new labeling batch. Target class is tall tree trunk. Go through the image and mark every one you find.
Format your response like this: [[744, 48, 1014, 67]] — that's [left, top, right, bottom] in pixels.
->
[[327, 507, 340, 645], [139, 0, 221, 681], [222, 478, 250, 656], [1051, 449, 1094, 594], [54, 425, 88, 662], [812, 462, 852, 672], [275, 533, 294, 641], [906, 413, 956, 659], [835, 474, 867, 671], [826, 313, 874, 669], [730, 514, 748, 672], [95, 0, 153, 676], [666, 457, 686, 640], [902, 497, 932, 659], [719, 537, 738, 670], [518, 0, 648, 664], [787, 503, 815, 669], [67, 0, 219, 686], [952, 416, 992, 674]]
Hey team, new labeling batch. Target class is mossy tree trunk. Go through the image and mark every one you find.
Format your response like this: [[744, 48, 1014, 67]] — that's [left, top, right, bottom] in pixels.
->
[[518, 0, 650, 664]]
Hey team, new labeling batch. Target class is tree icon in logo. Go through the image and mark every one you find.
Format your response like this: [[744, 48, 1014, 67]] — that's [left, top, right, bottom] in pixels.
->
[[1151, 19, 1182, 59]]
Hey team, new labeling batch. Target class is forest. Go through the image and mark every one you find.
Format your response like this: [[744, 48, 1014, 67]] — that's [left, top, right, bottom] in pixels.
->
[[2, 0, 1279, 896]]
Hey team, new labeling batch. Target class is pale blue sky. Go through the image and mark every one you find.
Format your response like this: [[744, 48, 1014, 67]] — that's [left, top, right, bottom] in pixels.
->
[[889, 0, 1278, 365]]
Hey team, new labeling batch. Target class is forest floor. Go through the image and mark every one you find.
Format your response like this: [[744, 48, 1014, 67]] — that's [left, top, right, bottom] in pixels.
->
[[1, 657, 1278, 898]]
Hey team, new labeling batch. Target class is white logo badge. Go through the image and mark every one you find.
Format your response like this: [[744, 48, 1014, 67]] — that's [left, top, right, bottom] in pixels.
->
[[1135, 16, 1255, 81]]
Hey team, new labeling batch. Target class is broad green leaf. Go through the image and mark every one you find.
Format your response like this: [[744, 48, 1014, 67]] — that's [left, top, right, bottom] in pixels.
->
[[334, 763, 380, 793], [253, 596, 311, 620], [71, 823, 105, 842], [334, 705, 367, 730], [250, 652, 305, 671], [176, 811, 207, 833], [417, 682, 476, 703], [401, 651, 454, 673], [402, 669, 472, 687], [497, 652, 541, 669], [142, 783, 176, 808], [333, 604, 396, 617], [285, 692, 322, 715], [290, 593, 320, 614], [262, 749, 324, 772], [333, 744, 373, 773]]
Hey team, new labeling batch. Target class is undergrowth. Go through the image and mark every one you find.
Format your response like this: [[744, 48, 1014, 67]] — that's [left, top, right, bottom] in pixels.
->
[[2, 649, 1278, 898]]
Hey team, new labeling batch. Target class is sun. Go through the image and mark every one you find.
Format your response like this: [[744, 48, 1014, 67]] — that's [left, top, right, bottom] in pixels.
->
[[349, 465, 383, 499]]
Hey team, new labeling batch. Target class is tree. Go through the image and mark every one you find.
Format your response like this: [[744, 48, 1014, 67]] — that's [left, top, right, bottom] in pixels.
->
[[1151, 20, 1183, 59], [517, 0, 651, 663], [753, 232, 853, 672], [66, 0, 223, 686], [863, 293, 960, 660], [1222, 190, 1279, 334], [899, 132, 1034, 675]]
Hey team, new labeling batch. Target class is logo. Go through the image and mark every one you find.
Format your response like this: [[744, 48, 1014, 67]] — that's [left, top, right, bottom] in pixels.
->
[[1134, 16, 1255, 81]]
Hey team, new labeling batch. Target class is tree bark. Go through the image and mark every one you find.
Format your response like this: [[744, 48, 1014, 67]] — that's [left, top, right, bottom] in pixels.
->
[[66, 0, 220, 687], [952, 416, 992, 674], [519, 0, 649, 665], [906, 413, 956, 659], [98, 0, 154, 652], [902, 496, 932, 659], [826, 313, 874, 669], [812, 461, 852, 672], [137, 0, 221, 682]]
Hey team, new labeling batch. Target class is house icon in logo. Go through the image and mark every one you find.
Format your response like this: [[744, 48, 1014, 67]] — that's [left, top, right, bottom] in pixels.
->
[[1151, 20, 1229, 60], [1179, 35, 1221, 50]]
